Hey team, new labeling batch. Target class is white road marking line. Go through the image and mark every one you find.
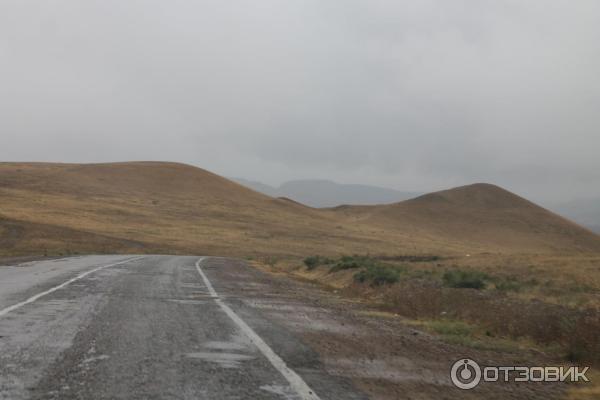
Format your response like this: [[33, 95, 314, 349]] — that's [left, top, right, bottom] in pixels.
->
[[0, 256, 145, 318], [195, 258, 321, 400]]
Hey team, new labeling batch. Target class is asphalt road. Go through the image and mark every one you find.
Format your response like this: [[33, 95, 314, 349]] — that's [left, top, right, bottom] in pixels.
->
[[0, 255, 365, 400]]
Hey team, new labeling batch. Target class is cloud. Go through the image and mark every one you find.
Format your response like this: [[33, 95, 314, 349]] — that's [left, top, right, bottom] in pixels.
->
[[0, 0, 599, 202]]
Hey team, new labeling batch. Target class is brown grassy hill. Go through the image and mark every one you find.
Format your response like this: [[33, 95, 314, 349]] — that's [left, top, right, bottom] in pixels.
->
[[0, 162, 395, 257], [332, 183, 600, 253], [1, 163, 598, 257]]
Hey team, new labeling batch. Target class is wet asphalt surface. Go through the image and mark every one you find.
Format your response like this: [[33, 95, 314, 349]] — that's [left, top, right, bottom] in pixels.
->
[[0, 256, 365, 400]]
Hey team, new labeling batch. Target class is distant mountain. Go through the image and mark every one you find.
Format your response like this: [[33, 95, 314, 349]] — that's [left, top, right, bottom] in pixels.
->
[[231, 178, 419, 208], [550, 198, 600, 234]]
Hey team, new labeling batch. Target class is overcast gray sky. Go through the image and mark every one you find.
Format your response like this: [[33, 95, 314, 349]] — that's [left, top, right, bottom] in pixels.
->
[[1, 1, 599, 203]]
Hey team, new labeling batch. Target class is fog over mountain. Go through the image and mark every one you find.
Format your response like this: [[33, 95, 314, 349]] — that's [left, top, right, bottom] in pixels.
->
[[551, 198, 600, 234], [234, 177, 600, 233], [232, 178, 419, 208]]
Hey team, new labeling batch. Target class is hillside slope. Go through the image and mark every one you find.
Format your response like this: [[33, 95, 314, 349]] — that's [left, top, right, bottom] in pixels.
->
[[0, 162, 389, 257], [1, 163, 599, 257], [332, 183, 600, 253]]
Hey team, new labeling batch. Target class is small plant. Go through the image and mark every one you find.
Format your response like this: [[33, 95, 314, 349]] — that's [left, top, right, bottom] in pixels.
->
[[303, 255, 333, 270], [330, 255, 378, 272], [303, 256, 319, 269], [442, 269, 488, 290], [354, 264, 401, 286]]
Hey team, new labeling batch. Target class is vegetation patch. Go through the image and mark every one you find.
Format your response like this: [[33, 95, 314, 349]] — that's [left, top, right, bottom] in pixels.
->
[[303, 255, 334, 270], [305, 255, 404, 286], [442, 269, 488, 289], [329, 255, 380, 272], [354, 264, 402, 286]]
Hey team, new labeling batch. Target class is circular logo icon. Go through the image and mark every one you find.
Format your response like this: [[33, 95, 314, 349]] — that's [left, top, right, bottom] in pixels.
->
[[450, 358, 482, 390]]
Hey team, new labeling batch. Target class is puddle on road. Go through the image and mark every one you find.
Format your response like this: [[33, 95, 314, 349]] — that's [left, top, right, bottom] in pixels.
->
[[186, 333, 256, 369]]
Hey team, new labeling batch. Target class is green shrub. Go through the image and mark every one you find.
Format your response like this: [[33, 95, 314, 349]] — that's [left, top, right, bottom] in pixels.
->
[[305, 254, 403, 285], [304, 256, 319, 269], [443, 269, 488, 290], [354, 264, 401, 286], [330, 255, 378, 272], [303, 255, 333, 270]]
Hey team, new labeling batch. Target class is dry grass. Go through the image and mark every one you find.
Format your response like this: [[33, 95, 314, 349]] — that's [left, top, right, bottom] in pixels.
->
[[280, 252, 600, 365], [0, 162, 401, 257], [0, 162, 467, 258], [2, 162, 599, 260]]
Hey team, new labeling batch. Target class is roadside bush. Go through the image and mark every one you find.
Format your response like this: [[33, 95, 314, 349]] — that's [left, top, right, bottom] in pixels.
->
[[354, 264, 401, 286], [303, 255, 334, 270], [330, 255, 378, 272], [443, 269, 488, 290]]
